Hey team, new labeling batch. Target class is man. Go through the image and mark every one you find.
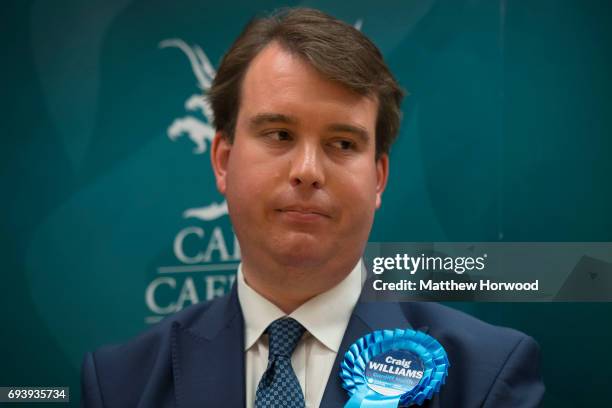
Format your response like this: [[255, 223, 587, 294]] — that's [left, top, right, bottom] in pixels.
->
[[82, 8, 544, 407]]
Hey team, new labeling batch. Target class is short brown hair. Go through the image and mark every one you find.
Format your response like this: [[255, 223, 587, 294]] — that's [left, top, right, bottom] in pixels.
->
[[208, 7, 404, 158]]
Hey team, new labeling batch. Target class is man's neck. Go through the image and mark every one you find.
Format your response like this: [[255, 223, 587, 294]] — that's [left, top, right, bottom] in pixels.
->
[[240, 258, 358, 314], [242, 275, 313, 314]]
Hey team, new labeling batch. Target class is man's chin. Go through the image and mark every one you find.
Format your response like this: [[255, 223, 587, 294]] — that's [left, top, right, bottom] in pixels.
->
[[268, 236, 332, 268]]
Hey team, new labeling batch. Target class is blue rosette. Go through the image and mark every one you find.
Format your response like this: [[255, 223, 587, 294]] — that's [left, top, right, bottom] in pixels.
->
[[340, 329, 449, 407]]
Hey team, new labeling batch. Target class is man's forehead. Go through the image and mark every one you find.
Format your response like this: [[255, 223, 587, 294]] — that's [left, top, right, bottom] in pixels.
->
[[238, 42, 378, 130]]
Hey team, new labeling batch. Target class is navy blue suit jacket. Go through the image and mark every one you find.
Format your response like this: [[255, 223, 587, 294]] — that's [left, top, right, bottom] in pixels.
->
[[81, 285, 544, 407]]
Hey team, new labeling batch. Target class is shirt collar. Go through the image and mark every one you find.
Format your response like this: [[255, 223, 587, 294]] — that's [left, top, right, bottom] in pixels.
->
[[237, 261, 363, 353]]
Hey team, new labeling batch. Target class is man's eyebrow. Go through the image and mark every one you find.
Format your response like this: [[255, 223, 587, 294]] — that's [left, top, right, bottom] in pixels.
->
[[326, 123, 370, 143], [249, 113, 370, 143], [249, 113, 299, 127]]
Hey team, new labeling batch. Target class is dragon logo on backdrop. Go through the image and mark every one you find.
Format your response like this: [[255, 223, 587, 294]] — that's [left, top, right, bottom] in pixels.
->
[[146, 21, 363, 323], [144, 39, 241, 324]]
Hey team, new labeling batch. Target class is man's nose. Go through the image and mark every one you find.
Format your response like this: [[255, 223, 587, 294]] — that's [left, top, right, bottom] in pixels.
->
[[289, 142, 325, 189]]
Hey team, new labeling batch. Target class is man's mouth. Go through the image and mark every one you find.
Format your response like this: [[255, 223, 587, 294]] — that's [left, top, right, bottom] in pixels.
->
[[276, 205, 332, 222]]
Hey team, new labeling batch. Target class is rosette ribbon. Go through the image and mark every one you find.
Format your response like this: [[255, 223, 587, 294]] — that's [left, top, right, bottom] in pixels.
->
[[340, 329, 449, 407]]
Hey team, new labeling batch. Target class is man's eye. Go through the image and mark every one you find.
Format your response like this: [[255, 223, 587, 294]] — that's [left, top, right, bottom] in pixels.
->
[[331, 139, 355, 150], [267, 130, 291, 141]]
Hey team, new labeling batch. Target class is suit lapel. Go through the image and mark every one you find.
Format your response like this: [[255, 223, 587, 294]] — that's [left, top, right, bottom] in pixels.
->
[[319, 301, 414, 408], [171, 285, 246, 408]]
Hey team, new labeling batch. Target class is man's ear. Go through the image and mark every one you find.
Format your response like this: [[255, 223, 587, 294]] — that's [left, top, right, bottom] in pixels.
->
[[210, 131, 232, 195], [375, 154, 389, 209]]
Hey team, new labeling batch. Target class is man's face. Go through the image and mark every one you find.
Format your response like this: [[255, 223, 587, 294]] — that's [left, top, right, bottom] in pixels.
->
[[212, 42, 388, 276]]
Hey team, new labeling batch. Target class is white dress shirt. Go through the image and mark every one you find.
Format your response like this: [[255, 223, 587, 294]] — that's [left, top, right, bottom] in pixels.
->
[[237, 261, 363, 408]]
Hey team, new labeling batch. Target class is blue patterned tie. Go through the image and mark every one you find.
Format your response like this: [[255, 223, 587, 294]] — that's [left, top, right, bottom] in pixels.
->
[[255, 317, 306, 408]]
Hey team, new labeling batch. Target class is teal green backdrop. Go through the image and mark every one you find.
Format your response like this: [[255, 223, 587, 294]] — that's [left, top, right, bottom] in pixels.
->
[[2, 0, 611, 406]]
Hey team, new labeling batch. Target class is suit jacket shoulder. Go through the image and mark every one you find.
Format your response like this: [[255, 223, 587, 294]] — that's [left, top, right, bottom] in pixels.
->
[[401, 302, 545, 407], [81, 291, 242, 408]]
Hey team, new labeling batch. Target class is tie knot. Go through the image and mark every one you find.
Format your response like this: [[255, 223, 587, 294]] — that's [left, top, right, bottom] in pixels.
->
[[266, 317, 306, 358]]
